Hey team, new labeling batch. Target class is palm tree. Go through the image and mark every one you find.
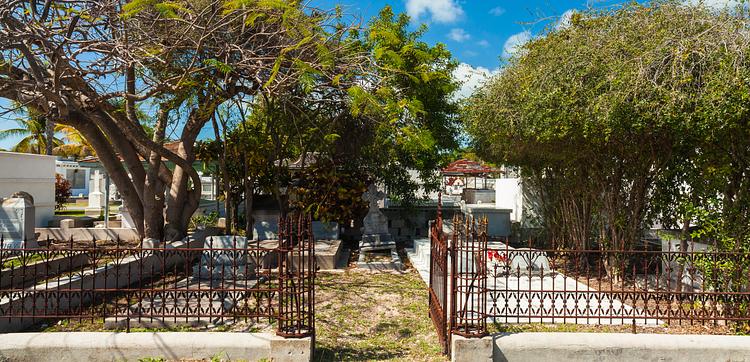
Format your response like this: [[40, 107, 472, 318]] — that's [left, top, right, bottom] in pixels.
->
[[0, 115, 63, 154], [55, 125, 96, 158]]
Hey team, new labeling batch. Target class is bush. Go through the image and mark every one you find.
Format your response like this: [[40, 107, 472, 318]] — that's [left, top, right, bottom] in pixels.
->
[[55, 174, 72, 210]]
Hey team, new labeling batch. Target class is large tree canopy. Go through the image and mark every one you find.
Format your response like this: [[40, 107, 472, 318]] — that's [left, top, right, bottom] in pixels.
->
[[466, 1, 750, 261], [0, 0, 356, 240]]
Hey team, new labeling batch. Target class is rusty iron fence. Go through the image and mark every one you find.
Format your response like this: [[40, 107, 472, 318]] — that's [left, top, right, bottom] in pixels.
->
[[429, 212, 750, 352], [428, 199, 450, 354], [450, 214, 488, 338], [0, 213, 316, 338], [486, 240, 750, 328]]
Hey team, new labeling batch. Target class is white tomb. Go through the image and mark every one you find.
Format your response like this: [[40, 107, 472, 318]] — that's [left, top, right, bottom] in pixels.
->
[[0, 193, 38, 248]]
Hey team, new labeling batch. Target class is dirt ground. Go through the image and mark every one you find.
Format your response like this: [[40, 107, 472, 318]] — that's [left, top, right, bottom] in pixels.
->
[[313, 269, 446, 362]]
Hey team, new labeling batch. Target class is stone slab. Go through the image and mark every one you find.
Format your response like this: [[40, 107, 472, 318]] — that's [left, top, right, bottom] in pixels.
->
[[487, 332, 750, 362], [312, 221, 339, 240], [0, 332, 312, 362], [360, 233, 395, 251], [356, 248, 404, 271]]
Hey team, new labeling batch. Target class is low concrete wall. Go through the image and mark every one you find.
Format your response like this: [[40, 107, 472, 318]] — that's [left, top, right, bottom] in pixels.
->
[[452, 333, 750, 362], [0, 332, 311, 362], [36, 226, 139, 242]]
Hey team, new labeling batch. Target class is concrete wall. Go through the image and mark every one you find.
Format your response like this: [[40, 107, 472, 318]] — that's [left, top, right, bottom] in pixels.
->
[[495, 178, 522, 223], [452, 333, 750, 362], [382, 206, 461, 244], [0, 152, 55, 227], [0, 332, 311, 362]]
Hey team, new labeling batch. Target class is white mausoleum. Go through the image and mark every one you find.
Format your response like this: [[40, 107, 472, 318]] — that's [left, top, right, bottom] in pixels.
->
[[0, 151, 55, 226]]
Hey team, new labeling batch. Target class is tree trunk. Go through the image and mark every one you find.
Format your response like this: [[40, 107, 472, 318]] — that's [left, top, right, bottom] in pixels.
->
[[44, 117, 54, 155], [67, 115, 146, 238]]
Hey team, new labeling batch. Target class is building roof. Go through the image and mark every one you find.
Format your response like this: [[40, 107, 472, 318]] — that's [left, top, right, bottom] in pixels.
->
[[441, 159, 500, 176]]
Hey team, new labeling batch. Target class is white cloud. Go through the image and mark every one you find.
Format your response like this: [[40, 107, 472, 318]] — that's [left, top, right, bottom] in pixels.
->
[[448, 28, 471, 42], [686, 0, 744, 9], [555, 9, 575, 30], [405, 0, 464, 24], [453, 63, 500, 99], [477, 39, 490, 48], [502, 31, 531, 59], [489, 6, 506, 16]]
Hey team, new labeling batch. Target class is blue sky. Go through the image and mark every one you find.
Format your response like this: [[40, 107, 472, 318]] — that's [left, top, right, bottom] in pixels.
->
[[1, 0, 739, 149]]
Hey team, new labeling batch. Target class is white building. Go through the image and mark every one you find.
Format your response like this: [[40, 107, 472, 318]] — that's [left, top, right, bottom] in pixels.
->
[[55, 159, 90, 197], [0, 151, 55, 226]]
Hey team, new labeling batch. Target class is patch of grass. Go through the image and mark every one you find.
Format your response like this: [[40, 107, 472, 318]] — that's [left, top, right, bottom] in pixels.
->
[[314, 269, 446, 361], [55, 209, 87, 217], [2, 252, 45, 269]]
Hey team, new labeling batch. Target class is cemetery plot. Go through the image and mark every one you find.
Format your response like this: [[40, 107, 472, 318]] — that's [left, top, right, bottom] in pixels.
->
[[484, 244, 750, 327], [0, 215, 317, 337]]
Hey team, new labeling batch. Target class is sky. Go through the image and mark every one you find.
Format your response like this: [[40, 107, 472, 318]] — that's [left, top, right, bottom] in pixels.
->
[[0, 0, 742, 150]]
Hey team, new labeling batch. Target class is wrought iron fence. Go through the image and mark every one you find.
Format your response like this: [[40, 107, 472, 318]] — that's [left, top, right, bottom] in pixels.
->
[[486, 241, 750, 328], [428, 202, 450, 354], [450, 215, 488, 338], [431, 213, 750, 345], [0, 213, 316, 338]]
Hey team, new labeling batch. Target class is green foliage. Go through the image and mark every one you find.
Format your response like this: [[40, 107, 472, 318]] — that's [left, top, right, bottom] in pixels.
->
[[347, 6, 461, 204], [189, 211, 219, 231], [54, 174, 72, 211], [465, 2, 750, 258], [292, 159, 369, 223]]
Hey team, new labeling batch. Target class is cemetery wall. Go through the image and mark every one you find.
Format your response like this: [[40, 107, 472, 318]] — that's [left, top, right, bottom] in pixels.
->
[[0, 332, 311, 362], [494, 177, 523, 223], [451, 333, 750, 362], [382, 206, 460, 244], [0, 151, 55, 226]]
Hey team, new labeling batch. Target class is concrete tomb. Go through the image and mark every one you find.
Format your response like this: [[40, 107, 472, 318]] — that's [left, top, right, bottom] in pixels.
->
[[0, 192, 37, 248], [312, 221, 339, 240], [193, 235, 251, 280], [508, 248, 552, 276]]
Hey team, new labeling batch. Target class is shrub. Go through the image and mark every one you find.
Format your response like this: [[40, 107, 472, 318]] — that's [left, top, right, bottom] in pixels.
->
[[55, 174, 72, 210]]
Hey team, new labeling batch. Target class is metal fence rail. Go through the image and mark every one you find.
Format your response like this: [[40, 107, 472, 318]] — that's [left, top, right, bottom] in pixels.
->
[[0, 213, 316, 338], [429, 211, 750, 348], [428, 202, 450, 354], [486, 243, 750, 327]]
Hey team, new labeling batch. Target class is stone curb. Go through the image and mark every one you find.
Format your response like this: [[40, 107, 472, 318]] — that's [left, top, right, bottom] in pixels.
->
[[0, 332, 311, 362], [452, 333, 750, 362]]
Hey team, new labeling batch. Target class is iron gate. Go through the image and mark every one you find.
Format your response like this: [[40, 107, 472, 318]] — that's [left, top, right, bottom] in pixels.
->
[[428, 200, 450, 354], [428, 200, 489, 355]]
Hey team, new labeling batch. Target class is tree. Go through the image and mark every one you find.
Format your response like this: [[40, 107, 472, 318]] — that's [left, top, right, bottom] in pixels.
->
[[0, 107, 62, 154], [346, 6, 461, 204], [198, 6, 463, 235], [0, 0, 356, 240], [465, 1, 750, 278]]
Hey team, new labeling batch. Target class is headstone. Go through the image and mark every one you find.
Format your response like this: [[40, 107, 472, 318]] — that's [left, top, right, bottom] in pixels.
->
[[85, 170, 105, 217], [359, 184, 395, 251], [0, 192, 38, 248], [252, 214, 279, 240], [120, 205, 135, 229], [508, 248, 551, 276], [312, 221, 339, 240], [357, 184, 402, 270], [193, 235, 251, 280]]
